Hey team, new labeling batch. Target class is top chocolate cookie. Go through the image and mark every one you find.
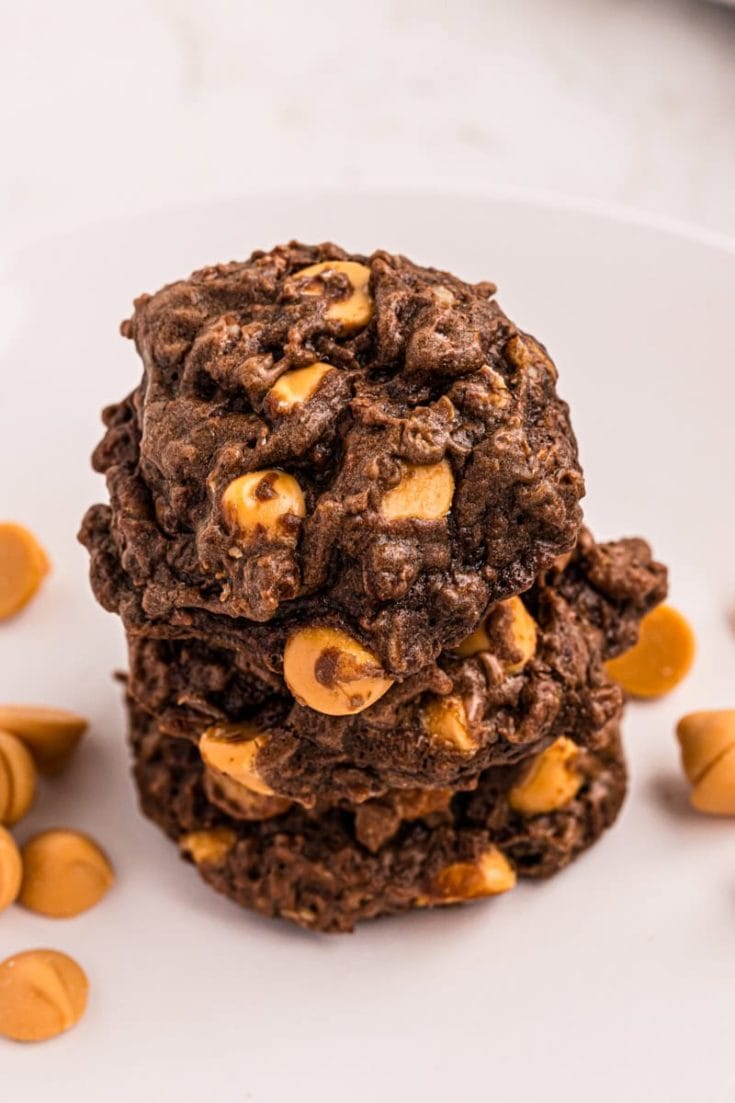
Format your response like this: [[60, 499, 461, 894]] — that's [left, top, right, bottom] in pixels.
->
[[103, 242, 584, 678]]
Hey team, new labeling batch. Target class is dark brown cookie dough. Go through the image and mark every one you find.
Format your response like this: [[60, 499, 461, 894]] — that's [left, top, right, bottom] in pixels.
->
[[107, 526, 665, 803], [81, 242, 584, 678], [129, 700, 626, 933]]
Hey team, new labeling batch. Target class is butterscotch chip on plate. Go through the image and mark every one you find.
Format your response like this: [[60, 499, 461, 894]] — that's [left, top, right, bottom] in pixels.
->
[[19, 830, 114, 918], [0, 705, 87, 776], [0, 949, 88, 1042], [0, 826, 22, 912], [0, 523, 49, 620], [677, 710, 735, 815], [605, 604, 694, 698]]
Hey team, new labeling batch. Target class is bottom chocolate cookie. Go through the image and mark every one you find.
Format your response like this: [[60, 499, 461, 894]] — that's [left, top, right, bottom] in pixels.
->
[[129, 699, 627, 933]]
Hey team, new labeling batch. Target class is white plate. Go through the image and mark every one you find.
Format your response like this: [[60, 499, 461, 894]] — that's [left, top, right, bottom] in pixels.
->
[[1, 194, 734, 1103]]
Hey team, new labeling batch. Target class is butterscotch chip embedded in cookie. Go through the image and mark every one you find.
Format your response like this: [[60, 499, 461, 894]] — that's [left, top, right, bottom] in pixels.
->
[[283, 626, 394, 716], [19, 830, 114, 918], [0, 950, 89, 1042]]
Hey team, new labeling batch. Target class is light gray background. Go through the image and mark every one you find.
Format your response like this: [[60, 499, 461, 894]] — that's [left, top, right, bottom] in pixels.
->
[[1, 0, 734, 250]]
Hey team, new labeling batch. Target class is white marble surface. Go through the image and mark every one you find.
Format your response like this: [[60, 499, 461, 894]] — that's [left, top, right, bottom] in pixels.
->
[[1, 0, 734, 248]]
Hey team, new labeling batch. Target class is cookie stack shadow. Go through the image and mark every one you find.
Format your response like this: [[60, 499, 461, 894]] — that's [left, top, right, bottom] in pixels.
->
[[80, 243, 667, 931]]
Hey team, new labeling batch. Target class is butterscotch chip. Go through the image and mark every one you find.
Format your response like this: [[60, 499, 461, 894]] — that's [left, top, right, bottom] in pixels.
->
[[222, 470, 306, 541], [0, 730, 36, 826], [508, 737, 582, 815], [268, 362, 334, 412], [380, 460, 455, 521], [0, 705, 87, 776], [19, 830, 114, 918], [200, 723, 275, 797], [605, 604, 695, 698], [283, 626, 394, 716], [0, 827, 22, 912], [0, 949, 88, 1042], [677, 710, 735, 815], [0, 523, 50, 620], [502, 597, 538, 674], [454, 596, 537, 674], [422, 695, 477, 753], [676, 710, 735, 784], [394, 788, 453, 820], [204, 767, 292, 821], [433, 847, 516, 903], [180, 828, 236, 865], [454, 621, 491, 659], [285, 260, 373, 332], [689, 745, 735, 815]]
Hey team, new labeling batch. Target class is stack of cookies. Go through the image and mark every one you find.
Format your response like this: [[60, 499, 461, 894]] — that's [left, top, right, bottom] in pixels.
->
[[80, 243, 667, 932]]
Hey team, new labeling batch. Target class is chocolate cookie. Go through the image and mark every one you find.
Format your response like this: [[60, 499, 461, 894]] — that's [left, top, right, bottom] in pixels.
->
[[129, 700, 627, 933], [81, 242, 584, 680], [114, 527, 664, 803]]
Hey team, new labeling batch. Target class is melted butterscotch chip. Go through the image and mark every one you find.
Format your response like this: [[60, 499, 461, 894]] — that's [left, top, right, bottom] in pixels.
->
[[180, 828, 236, 865], [200, 723, 275, 797], [422, 695, 477, 753], [222, 470, 306, 541], [268, 362, 334, 412], [508, 737, 582, 815], [432, 847, 516, 903], [283, 626, 394, 716], [380, 460, 455, 522], [0, 950, 89, 1042], [285, 260, 373, 332]]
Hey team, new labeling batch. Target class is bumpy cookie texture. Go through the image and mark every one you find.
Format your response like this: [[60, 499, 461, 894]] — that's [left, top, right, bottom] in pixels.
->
[[81, 242, 585, 677], [129, 701, 626, 933], [120, 529, 664, 804]]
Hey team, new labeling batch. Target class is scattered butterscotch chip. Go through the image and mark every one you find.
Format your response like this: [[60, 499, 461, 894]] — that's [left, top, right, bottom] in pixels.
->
[[180, 828, 236, 866], [380, 460, 455, 522], [0, 949, 88, 1042], [605, 604, 695, 698], [19, 830, 114, 918], [283, 626, 394, 716], [676, 710, 735, 815], [222, 470, 306, 541], [0, 827, 22, 912], [200, 723, 275, 797], [433, 847, 516, 903], [0, 523, 50, 621], [508, 737, 583, 815], [286, 260, 373, 332], [422, 695, 477, 753], [0, 730, 36, 826], [268, 362, 334, 412], [0, 705, 87, 776]]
